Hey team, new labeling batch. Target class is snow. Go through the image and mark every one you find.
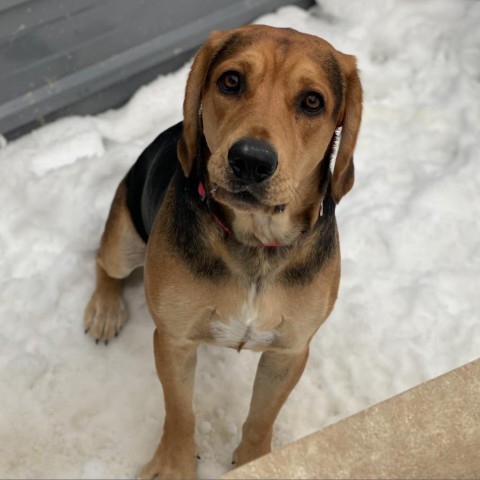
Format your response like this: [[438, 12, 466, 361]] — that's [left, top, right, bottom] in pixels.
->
[[1, 0, 479, 477]]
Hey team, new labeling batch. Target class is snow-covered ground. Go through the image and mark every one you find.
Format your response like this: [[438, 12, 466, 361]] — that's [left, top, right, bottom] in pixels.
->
[[1, 0, 479, 478]]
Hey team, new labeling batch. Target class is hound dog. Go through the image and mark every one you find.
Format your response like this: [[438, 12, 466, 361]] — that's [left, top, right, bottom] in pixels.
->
[[84, 24, 362, 479]]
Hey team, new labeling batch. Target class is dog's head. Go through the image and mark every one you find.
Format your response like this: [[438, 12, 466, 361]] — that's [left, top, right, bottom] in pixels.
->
[[178, 25, 362, 246]]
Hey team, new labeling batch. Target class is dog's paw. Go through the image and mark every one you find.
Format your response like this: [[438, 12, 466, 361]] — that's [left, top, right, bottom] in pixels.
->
[[83, 289, 127, 344], [137, 441, 197, 480], [137, 456, 196, 480], [232, 439, 271, 468]]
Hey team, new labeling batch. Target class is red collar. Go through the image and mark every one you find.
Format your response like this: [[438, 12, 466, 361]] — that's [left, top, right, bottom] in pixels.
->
[[198, 182, 282, 247]]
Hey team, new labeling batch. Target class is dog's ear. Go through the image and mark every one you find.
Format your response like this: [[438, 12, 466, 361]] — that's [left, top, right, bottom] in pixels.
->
[[331, 53, 363, 204], [177, 30, 229, 177]]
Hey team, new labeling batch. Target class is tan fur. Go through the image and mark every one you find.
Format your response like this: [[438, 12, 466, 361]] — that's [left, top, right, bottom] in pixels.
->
[[84, 25, 361, 478], [83, 182, 145, 342]]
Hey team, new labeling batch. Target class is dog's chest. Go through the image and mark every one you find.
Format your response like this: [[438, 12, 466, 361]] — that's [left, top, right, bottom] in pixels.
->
[[190, 283, 282, 352]]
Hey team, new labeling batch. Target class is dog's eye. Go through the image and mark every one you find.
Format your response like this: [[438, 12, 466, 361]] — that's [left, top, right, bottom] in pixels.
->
[[301, 92, 324, 114], [218, 71, 242, 94]]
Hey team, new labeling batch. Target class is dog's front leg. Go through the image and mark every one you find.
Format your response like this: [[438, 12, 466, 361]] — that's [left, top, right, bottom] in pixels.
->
[[139, 328, 198, 480], [233, 347, 309, 466]]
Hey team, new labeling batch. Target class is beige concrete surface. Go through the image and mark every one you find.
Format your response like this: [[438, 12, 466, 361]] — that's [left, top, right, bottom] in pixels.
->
[[223, 358, 480, 479]]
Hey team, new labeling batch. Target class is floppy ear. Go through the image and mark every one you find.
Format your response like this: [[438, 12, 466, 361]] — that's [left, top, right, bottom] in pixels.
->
[[177, 30, 229, 177], [331, 53, 363, 203]]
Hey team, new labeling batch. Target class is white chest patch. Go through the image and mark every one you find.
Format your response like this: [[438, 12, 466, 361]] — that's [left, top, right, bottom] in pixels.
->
[[210, 284, 279, 351]]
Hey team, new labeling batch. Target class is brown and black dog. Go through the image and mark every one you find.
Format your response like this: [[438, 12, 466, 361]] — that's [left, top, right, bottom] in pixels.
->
[[83, 24, 362, 479]]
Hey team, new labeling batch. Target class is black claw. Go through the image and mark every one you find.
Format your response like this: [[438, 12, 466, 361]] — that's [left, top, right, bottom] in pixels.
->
[[196, 455, 201, 460], [231, 461, 236, 465], [115, 331, 119, 337], [104, 340, 109, 346], [95, 339, 99, 345], [84, 328, 89, 334]]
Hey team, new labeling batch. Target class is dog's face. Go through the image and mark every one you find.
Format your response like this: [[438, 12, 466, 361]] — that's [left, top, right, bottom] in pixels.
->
[[178, 25, 362, 246]]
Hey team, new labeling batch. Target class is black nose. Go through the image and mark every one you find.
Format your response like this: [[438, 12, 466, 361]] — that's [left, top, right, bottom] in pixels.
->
[[228, 138, 278, 183]]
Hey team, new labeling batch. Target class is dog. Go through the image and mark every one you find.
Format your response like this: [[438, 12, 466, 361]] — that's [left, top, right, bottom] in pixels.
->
[[83, 24, 362, 479]]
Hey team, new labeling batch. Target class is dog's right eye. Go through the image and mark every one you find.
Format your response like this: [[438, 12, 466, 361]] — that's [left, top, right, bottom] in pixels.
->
[[218, 71, 243, 94], [300, 92, 325, 115]]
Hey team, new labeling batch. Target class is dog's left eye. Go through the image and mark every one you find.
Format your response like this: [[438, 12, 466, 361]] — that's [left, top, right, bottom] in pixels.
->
[[218, 71, 242, 94], [301, 92, 324, 114]]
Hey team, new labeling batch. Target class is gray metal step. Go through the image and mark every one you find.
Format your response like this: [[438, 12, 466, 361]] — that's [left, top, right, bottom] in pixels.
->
[[1, 0, 313, 139]]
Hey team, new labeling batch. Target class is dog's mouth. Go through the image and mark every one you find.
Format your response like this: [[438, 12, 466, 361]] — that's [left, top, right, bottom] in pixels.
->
[[212, 185, 285, 215]]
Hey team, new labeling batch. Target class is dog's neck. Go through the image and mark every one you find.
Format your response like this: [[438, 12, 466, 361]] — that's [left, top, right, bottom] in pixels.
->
[[196, 176, 330, 249], [197, 181, 291, 247], [173, 165, 336, 283]]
